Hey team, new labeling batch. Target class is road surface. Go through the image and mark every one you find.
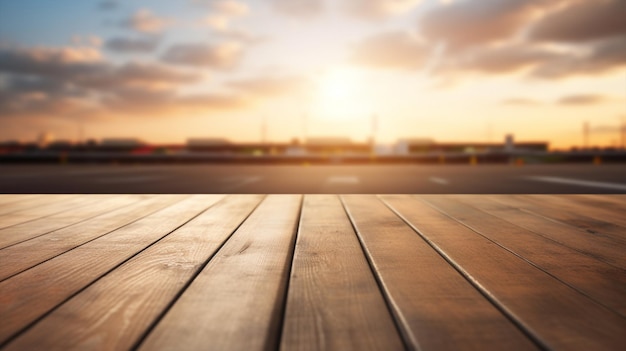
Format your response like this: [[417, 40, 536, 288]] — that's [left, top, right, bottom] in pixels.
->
[[0, 164, 624, 193]]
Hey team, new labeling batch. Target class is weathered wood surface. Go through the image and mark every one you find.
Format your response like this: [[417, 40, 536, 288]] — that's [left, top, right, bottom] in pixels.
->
[[0, 194, 624, 351], [280, 195, 404, 351]]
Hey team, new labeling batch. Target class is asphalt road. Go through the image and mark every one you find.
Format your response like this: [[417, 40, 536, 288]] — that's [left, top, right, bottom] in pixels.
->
[[0, 164, 625, 194]]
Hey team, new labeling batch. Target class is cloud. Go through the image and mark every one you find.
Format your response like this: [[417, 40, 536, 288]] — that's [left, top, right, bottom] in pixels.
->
[[0, 45, 199, 89], [531, 37, 626, 78], [161, 42, 243, 68], [351, 31, 430, 69], [436, 43, 564, 77], [201, 15, 231, 31], [225, 75, 310, 97], [0, 43, 272, 120], [211, 0, 250, 16], [77, 62, 201, 91], [190, 0, 248, 13], [0, 76, 96, 119], [71, 35, 103, 47], [556, 94, 608, 105], [0, 93, 90, 119], [418, 0, 547, 50], [501, 97, 541, 106], [349, 1, 626, 81], [120, 9, 172, 34], [530, 0, 626, 43], [98, 0, 118, 11], [197, 0, 250, 31], [100, 87, 250, 115], [271, 0, 325, 18], [214, 29, 268, 45], [343, 0, 422, 19], [104, 36, 160, 53], [2, 75, 85, 98], [103, 75, 307, 115], [0, 45, 105, 79]]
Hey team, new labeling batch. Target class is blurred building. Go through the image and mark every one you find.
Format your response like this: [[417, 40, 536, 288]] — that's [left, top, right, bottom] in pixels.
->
[[396, 135, 548, 154], [187, 138, 232, 152], [99, 138, 146, 151], [396, 138, 435, 155], [304, 137, 369, 155]]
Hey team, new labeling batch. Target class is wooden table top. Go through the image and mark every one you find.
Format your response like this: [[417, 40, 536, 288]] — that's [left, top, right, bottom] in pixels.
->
[[0, 195, 624, 350]]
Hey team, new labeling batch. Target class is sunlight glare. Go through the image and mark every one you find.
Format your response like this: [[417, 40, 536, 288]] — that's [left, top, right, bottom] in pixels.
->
[[314, 66, 370, 121], [319, 67, 361, 100]]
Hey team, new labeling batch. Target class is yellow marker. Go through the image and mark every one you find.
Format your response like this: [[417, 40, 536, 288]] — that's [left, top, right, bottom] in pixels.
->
[[470, 155, 478, 165]]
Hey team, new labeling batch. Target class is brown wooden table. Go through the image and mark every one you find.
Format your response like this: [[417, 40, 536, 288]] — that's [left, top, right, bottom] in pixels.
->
[[0, 195, 624, 350]]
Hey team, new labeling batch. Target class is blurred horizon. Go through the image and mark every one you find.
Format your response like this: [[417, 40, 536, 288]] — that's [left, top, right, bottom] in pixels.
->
[[1, 0, 625, 149]]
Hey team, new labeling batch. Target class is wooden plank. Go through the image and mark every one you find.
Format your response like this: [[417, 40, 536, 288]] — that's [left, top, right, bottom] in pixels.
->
[[0, 195, 186, 281], [0, 195, 223, 345], [0, 195, 44, 206], [494, 195, 626, 246], [3, 195, 264, 351], [382, 195, 626, 351], [0, 195, 47, 215], [472, 196, 626, 270], [0, 195, 140, 249], [280, 195, 404, 351], [0, 196, 34, 206], [138, 195, 301, 351], [527, 195, 626, 229], [573, 195, 626, 215], [421, 195, 626, 317], [0, 195, 82, 229], [342, 195, 537, 351]]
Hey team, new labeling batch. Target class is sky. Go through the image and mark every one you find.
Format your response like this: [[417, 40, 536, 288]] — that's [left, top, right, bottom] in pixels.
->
[[0, 0, 624, 149]]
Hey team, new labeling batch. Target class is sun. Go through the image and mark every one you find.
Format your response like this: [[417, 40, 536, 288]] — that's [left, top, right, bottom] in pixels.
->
[[319, 67, 360, 100], [314, 66, 368, 120]]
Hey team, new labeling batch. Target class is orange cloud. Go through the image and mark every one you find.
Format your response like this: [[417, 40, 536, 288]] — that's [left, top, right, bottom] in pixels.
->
[[352, 31, 430, 69], [161, 42, 243, 68], [530, 0, 626, 43], [271, 0, 325, 18], [557, 94, 608, 106], [120, 9, 173, 34], [344, 0, 422, 19], [104, 36, 160, 53]]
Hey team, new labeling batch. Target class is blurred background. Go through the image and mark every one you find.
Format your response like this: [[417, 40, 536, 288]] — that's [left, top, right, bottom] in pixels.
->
[[0, 0, 624, 193]]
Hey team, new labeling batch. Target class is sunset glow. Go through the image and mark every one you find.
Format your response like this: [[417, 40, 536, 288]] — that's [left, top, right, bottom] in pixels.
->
[[0, 0, 624, 149]]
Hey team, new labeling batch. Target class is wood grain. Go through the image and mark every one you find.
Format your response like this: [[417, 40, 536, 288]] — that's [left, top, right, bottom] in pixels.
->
[[342, 195, 537, 351], [138, 195, 301, 351], [0, 195, 47, 215], [421, 195, 626, 317], [0, 194, 623, 351], [0, 195, 186, 281], [3, 195, 263, 351], [572, 195, 626, 215], [382, 195, 626, 351], [0, 195, 81, 229], [494, 195, 626, 245], [468, 196, 626, 270], [0, 195, 222, 345], [534, 195, 626, 228], [280, 195, 403, 351], [0, 195, 140, 249]]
